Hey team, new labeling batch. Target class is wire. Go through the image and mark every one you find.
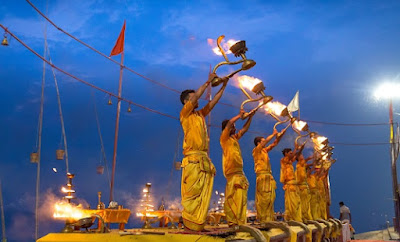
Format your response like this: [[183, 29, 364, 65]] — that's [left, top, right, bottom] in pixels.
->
[[91, 90, 111, 187], [24, 0, 251, 109], [0, 24, 391, 147], [330, 142, 390, 146], [304, 119, 389, 126], [25, 0, 394, 127], [47, 47, 69, 173], [0, 24, 178, 121]]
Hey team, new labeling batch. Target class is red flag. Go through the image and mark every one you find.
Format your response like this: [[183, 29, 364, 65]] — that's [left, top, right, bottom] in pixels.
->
[[110, 20, 126, 57]]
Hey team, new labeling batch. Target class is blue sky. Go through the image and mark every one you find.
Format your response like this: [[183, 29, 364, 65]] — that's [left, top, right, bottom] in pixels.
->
[[1, 0, 400, 241]]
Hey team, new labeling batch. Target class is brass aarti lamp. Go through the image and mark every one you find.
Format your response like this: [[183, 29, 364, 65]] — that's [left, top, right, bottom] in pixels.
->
[[211, 35, 256, 87], [238, 77, 273, 120], [292, 119, 311, 147]]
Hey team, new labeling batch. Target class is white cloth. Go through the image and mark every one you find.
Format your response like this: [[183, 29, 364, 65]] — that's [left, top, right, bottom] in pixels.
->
[[287, 91, 299, 113], [340, 205, 351, 221], [341, 222, 351, 242]]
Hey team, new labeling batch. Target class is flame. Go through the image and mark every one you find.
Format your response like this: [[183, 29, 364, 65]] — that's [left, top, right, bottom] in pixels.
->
[[207, 38, 239, 56], [61, 187, 75, 193], [237, 75, 262, 91], [52, 168, 57, 173], [135, 212, 158, 217], [53, 202, 85, 219], [293, 120, 307, 131], [312, 136, 328, 150], [262, 101, 287, 116]]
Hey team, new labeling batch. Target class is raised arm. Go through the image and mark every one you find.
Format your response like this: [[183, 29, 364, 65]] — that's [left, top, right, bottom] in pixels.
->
[[236, 111, 255, 140], [265, 126, 289, 152], [305, 155, 313, 162], [224, 111, 243, 133], [189, 73, 217, 105], [201, 77, 229, 117], [259, 129, 278, 148], [291, 144, 305, 163]]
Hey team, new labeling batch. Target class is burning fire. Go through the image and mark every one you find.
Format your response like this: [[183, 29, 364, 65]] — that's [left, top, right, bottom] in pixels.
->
[[321, 152, 329, 160], [136, 212, 158, 217], [237, 75, 262, 91], [53, 202, 86, 220], [293, 120, 308, 131], [312, 136, 328, 150], [61, 187, 75, 193], [136, 183, 158, 218], [262, 101, 287, 116], [207, 38, 239, 56]]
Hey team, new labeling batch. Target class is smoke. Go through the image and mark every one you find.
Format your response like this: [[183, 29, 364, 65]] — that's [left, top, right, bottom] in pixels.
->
[[165, 197, 182, 211], [38, 189, 89, 221], [5, 189, 89, 241], [247, 200, 255, 211], [117, 190, 141, 212]]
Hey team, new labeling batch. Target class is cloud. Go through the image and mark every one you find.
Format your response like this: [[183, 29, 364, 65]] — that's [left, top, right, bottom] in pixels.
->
[[129, 2, 295, 67], [160, 3, 292, 41], [1, 0, 143, 45]]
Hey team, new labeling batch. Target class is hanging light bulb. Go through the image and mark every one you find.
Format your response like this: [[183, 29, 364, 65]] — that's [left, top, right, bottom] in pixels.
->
[[1, 32, 9, 46], [108, 96, 112, 105], [127, 105, 132, 112]]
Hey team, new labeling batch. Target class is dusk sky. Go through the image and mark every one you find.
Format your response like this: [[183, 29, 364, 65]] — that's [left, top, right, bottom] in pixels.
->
[[1, 0, 400, 241]]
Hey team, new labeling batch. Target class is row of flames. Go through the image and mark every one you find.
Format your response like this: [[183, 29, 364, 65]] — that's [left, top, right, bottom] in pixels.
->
[[207, 36, 333, 164]]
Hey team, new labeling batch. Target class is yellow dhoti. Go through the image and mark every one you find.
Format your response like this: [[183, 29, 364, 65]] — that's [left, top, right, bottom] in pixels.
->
[[283, 182, 302, 222], [181, 151, 216, 231], [299, 184, 313, 221], [310, 189, 321, 220], [319, 198, 327, 220], [317, 180, 327, 220], [255, 172, 276, 222], [224, 173, 249, 225]]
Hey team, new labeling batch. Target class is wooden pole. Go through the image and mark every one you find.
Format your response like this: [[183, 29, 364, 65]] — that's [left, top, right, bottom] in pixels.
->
[[110, 51, 124, 203], [389, 99, 400, 232]]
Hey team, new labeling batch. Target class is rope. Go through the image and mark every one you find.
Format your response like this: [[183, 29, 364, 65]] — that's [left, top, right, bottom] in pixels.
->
[[47, 46, 69, 173], [25, 0, 394, 126], [24, 0, 247, 109], [0, 24, 392, 149], [164, 129, 181, 201], [91, 90, 111, 187], [0, 24, 178, 121], [34, 1, 48, 238]]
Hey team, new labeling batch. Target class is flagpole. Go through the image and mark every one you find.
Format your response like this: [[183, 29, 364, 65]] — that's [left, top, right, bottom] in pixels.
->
[[109, 20, 126, 203], [110, 50, 124, 203]]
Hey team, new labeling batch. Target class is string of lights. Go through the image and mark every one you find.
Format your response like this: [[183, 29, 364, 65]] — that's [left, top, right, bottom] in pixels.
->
[[0, 24, 390, 146]]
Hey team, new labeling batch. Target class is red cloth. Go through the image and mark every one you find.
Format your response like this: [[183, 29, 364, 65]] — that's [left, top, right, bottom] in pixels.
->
[[110, 20, 126, 56]]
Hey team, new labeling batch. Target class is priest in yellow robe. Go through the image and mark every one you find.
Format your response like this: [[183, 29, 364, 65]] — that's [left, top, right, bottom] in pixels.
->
[[280, 146, 303, 222], [307, 167, 321, 220], [220, 109, 255, 225], [296, 152, 313, 221], [252, 128, 286, 223], [180, 73, 228, 231]]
